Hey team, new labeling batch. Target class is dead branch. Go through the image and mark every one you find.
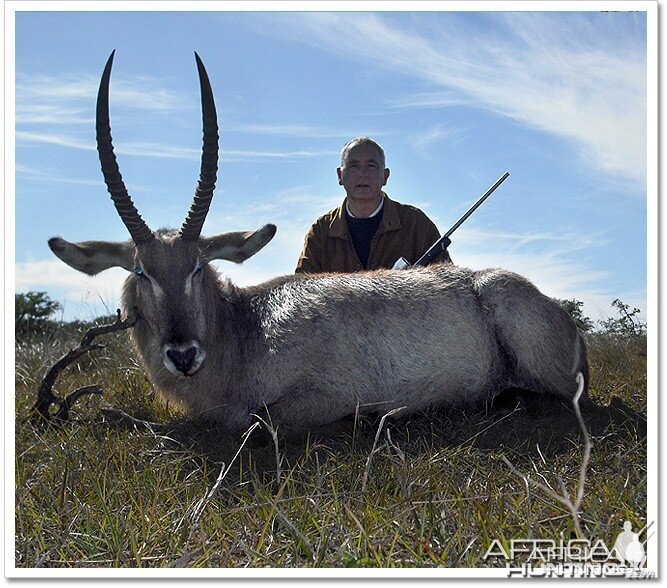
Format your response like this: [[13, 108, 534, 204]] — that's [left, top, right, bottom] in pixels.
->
[[31, 308, 139, 422], [100, 407, 176, 436]]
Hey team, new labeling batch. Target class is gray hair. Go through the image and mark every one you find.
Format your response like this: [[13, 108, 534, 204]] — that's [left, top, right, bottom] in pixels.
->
[[340, 136, 386, 168]]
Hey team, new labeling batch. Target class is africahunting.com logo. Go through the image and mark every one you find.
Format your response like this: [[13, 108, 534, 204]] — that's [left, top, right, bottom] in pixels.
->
[[482, 521, 655, 578]]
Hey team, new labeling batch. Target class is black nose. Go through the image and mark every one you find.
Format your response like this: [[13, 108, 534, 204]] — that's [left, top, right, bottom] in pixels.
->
[[166, 347, 197, 375]]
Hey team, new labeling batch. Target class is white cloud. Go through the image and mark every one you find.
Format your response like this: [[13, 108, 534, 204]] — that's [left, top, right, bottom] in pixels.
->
[[409, 124, 465, 159], [255, 12, 646, 185], [15, 259, 127, 319], [16, 131, 201, 160], [16, 131, 333, 162], [15, 104, 92, 126], [16, 164, 160, 193], [221, 149, 335, 161], [229, 123, 392, 142], [455, 226, 606, 256], [452, 226, 645, 322], [16, 70, 371, 158], [389, 92, 473, 109], [16, 164, 101, 187], [16, 131, 95, 152], [16, 74, 190, 124]]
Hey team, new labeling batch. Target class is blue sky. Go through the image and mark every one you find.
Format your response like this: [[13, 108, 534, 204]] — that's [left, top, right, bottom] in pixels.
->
[[12, 5, 651, 324]]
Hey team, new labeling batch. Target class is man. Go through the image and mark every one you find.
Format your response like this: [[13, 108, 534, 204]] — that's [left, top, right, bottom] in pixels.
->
[[295, 137, 451, 274]]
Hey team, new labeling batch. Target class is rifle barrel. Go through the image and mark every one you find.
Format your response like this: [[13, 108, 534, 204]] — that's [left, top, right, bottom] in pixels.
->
[[443, 171, 509, 239], [411, 171, 509, 268]]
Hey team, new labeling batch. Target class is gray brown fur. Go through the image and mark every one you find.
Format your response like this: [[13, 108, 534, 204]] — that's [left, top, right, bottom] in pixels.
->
[[47, 53, 589, 435], [129, 231, 589, 432], [50, 229, 588, 435]]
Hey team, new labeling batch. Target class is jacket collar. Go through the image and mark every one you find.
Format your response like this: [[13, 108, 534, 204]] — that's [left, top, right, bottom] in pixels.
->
[[328, 192, 402, 240]]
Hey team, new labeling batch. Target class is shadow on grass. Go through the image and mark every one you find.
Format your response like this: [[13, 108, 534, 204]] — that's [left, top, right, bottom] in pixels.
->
[[102, 391, 646, 484]]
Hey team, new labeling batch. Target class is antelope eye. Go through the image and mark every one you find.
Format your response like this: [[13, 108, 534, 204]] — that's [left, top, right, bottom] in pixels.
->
[[134, 267, 145, 276], [195, 261, 204, 272]]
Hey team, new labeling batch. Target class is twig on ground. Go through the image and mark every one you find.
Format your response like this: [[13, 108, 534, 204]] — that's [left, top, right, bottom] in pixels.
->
[[176, 421, 260, 551], [100, 407, 177, 436], [452, 536, 479, 566], [31, 308, 139, 422], [501, 373, 591, 539], [273, 506, 315, 561], [252, 409, 283, 488], [167, 546, 205, 568], [361, 406, 405, 494], [386, 427, 411, 497], [352, 402, 361, 448]]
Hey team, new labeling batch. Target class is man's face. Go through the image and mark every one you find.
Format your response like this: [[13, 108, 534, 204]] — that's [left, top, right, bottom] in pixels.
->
[[337, 143, 390, 205]]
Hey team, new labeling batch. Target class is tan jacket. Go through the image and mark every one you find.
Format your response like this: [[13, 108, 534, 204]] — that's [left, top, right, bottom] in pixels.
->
[[295, 194, 451, 274]]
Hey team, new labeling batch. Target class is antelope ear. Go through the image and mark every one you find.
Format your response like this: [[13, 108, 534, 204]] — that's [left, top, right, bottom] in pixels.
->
[[48, 237, 136, 275], [201, 224, 277, 263]]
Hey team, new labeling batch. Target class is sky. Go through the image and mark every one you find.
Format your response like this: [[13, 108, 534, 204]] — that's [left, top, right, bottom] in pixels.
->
[[11, 3, 652, 324]]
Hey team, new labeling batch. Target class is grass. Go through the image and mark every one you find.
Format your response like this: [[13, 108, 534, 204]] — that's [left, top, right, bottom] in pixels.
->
[[14, 322, 648, 569]]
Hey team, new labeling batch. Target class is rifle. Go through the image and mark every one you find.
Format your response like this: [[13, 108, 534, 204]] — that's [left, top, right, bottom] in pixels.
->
[[392, 171, 510, 269]]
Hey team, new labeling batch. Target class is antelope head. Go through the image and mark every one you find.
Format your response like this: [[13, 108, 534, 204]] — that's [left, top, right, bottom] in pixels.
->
[[48, 51, 276, 377]]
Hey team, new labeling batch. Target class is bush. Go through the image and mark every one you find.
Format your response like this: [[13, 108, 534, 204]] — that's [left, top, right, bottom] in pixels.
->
[[599, 299, 646, 338], [558, 297, 646, 339], [557, 299, 594, 333], [15, 291, 61, 337]]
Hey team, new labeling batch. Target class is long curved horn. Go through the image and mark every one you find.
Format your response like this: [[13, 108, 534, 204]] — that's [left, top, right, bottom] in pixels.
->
[[96, 51, 154, 244], [179, 52, 219, 241]]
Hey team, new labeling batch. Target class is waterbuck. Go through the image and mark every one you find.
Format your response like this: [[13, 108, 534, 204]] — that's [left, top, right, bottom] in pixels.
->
[[48, 52, 589, 435]]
